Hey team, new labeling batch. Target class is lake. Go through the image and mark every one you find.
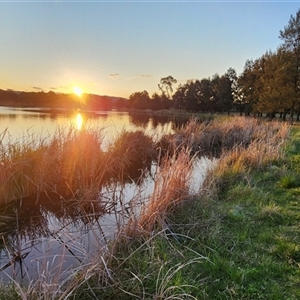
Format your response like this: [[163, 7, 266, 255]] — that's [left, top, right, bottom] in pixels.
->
[[0, 107, 175, 146], [0, 107, 214, 284]]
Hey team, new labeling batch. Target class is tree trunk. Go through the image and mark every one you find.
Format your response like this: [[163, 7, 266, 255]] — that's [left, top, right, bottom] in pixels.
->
[[283, 112, 286, 121], [290, 109, 294, 124]]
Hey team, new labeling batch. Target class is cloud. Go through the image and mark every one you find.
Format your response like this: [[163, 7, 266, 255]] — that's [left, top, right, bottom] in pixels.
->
[[50, 87, 57, 90], [33, 86, 43, 90], [109, 73, 120, 79], [126, 74, 153, 81]]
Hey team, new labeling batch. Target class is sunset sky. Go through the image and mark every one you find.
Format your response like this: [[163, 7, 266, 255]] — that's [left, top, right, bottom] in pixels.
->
[[0, 1, 299, 98]]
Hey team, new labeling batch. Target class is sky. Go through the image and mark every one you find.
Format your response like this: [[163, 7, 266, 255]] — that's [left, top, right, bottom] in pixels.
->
[[0, 1, 300, 99]]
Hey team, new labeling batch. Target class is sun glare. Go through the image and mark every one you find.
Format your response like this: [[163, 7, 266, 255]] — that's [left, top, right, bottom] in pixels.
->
[[73, 86, 83, 97]]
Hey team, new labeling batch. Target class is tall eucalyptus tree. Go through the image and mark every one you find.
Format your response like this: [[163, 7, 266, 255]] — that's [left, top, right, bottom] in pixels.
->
[[158, 76, 177, 99]]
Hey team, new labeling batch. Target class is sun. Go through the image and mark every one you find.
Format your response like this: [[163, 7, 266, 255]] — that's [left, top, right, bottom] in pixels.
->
[[73, 86, 83, 97]]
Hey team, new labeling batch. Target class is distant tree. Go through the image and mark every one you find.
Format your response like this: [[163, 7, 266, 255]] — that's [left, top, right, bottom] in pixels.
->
[[173, 80, 201, 111], [225, 67, 239, 108], [158, 76, 177, 99], [0, 89, 19, 106], [237, 59, 262, 115], [173, 79, 216, 112], [237, 48, 297, 119], [115, 97, 128, 110], [279, 9, 300, 122], [128, 90, 150, 109], [254, 50, 295, 119], [211, 73, 233, 114], [149, 93, 161, 110], [225, 67, 238, 85], [161, 93, 173, 109], [173, 83, 187, 110], [199, 78, 214, 112]]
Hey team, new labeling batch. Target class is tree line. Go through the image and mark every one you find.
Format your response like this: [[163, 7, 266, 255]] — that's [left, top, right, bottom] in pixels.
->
[[0, 89, 127, 111], [1, 10, 300, 121], [127, 9, 300, 122]]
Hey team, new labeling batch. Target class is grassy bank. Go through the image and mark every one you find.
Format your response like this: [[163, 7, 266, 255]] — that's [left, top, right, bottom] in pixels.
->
[[1, 117, 297, 299], [67, 118, 297, 299]]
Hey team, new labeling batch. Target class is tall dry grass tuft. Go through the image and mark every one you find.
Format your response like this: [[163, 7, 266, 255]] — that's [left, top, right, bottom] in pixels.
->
[[0, 128, 106, 205], [0, 130, 57, 204], [203, 120, 290, 191], [179, 116, 260, 154], [124, 149, 194, 236], [56, 128, 106, 199], [106, 130, 156, 183], [157, 116, 256, 157]]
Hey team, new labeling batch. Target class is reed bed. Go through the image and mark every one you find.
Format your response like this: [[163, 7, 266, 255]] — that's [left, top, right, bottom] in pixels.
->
[[0, 128, 104, 204], [0, 116, 292, 299], [203, 119, 290, 192], [156, 116, 286, 157], [0, 128, 157, 206]]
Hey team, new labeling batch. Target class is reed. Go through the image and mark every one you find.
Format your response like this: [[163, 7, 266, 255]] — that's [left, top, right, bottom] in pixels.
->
[[106, 130, 156, 183], [124, 148, 194, 236], [0, 128, 105, 204], [203, 119, 290, 193], [157, 116, 290, 159], [0, 128, 158, 206]]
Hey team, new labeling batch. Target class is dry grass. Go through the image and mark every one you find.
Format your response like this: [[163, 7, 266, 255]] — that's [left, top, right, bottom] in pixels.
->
[[203, 119, 290, 192], [0, 128, 105, 204], [0, 128, 157, 206], [156, 116, 289, 158], [124, 149, 195, 236], [106, 130, 156, 183]]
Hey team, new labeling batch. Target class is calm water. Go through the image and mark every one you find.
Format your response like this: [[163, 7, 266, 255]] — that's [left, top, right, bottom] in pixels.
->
[[0, 107, 213, 284], [0, 107, 174, 146]]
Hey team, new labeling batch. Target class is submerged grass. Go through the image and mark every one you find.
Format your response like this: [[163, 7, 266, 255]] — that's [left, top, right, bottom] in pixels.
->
[[1, 117, 299, 299]]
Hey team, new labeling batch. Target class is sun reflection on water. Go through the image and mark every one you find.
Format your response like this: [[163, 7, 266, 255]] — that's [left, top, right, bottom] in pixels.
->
[[75, 112, 83, 130]]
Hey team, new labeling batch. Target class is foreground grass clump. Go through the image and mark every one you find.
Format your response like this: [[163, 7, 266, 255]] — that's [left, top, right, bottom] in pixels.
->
[[125, 148, 195, 236], [0, 128, 106, 204]]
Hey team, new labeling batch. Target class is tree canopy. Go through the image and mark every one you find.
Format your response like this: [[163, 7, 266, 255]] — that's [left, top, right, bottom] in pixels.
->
[[126, 9, 300, 120]]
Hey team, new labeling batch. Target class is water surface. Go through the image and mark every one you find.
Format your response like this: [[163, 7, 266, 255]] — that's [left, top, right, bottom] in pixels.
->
[[0, 107, 213, 284]]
